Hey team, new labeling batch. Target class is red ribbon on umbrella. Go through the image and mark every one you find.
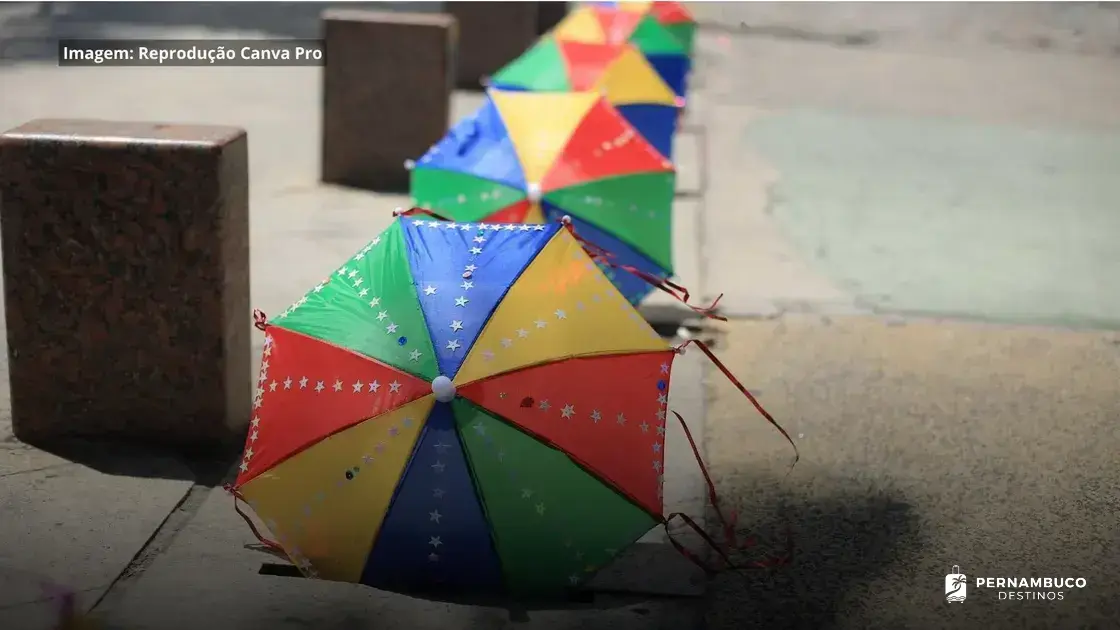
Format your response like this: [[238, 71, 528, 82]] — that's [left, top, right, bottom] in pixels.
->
[[561, 213, 800, 574], [661, 339, 800, 575], [560, 215, 726, 321], [223, 483, 286, 556]]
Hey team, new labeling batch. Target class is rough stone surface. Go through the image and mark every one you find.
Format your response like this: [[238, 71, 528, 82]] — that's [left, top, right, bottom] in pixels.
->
[[320, 9, 456, 192], [0, 119, 251, 451], [0, 457, 193, 629], [703, 315, 1120, 628], [536, 2, 569, 35], [447, 2, 539, 88]]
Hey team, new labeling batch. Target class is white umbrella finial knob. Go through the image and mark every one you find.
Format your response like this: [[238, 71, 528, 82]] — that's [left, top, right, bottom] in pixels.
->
[[526, 182, 543, 204], [431, 375, 456, 403]]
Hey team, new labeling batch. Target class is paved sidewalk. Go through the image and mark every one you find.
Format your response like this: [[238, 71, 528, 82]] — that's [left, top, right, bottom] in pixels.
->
[[689, 5, 1120, 628], [703, 316, 1120, 629]]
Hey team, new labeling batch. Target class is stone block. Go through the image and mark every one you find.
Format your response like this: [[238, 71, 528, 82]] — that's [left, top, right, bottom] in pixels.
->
[[0, 119, 251, 451], [320, 9, 456, 192], [446, 2, 538, 89], [537, 1, 569, 35]]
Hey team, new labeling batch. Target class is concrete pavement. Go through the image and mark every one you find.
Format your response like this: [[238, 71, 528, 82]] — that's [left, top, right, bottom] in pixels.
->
[[694, 12, 1120, 321], [691, 1, 1120, 58], [702, 316, 1120, 629], [745, 109, 1120, 328], [688, 4, 1120, 628]]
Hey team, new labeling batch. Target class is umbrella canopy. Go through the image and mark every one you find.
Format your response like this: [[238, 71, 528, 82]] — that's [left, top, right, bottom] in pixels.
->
[[410, 89, 675, 306], [588, 1, 697, 57], [551, 5, 691, 98], [232, 215, 677, 600], [489, 38, 680, 159]]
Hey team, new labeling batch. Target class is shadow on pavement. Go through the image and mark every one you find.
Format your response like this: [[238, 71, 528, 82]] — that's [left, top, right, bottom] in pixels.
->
[[705, 486, 921, 629], [20, 436, 238, 486]]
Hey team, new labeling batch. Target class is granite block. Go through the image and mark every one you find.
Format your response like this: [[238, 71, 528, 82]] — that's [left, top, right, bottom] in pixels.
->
[[446, 2, 539, 89], [0, 119, 251, 451], [537, 1, 569, 35], [320, 9, 456, 192]]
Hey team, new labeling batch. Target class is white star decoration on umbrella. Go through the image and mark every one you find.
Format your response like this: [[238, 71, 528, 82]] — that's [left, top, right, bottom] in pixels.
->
[[426, 439, 453, 564], [411, 220, 558, 370], [242, 334, 414, 479], [251, 217, 676, 586], [468, 410, 655, 589], [241, 394, 410, 579], [273, 236, 435, 367]]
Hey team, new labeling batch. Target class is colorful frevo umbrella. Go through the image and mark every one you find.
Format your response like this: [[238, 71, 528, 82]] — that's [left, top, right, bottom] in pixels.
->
[[228, 211, 797, 604], [551, 5, 691, 99], [489, 38, 680, 159], [589, 1, 697, 57], [229, 214, 698, 599], [409, 89, 674, 306]]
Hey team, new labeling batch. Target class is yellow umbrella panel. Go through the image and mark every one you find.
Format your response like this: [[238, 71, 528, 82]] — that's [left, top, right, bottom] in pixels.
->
[[552, 5, 692, 97], [490, 37, 680, 158]]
